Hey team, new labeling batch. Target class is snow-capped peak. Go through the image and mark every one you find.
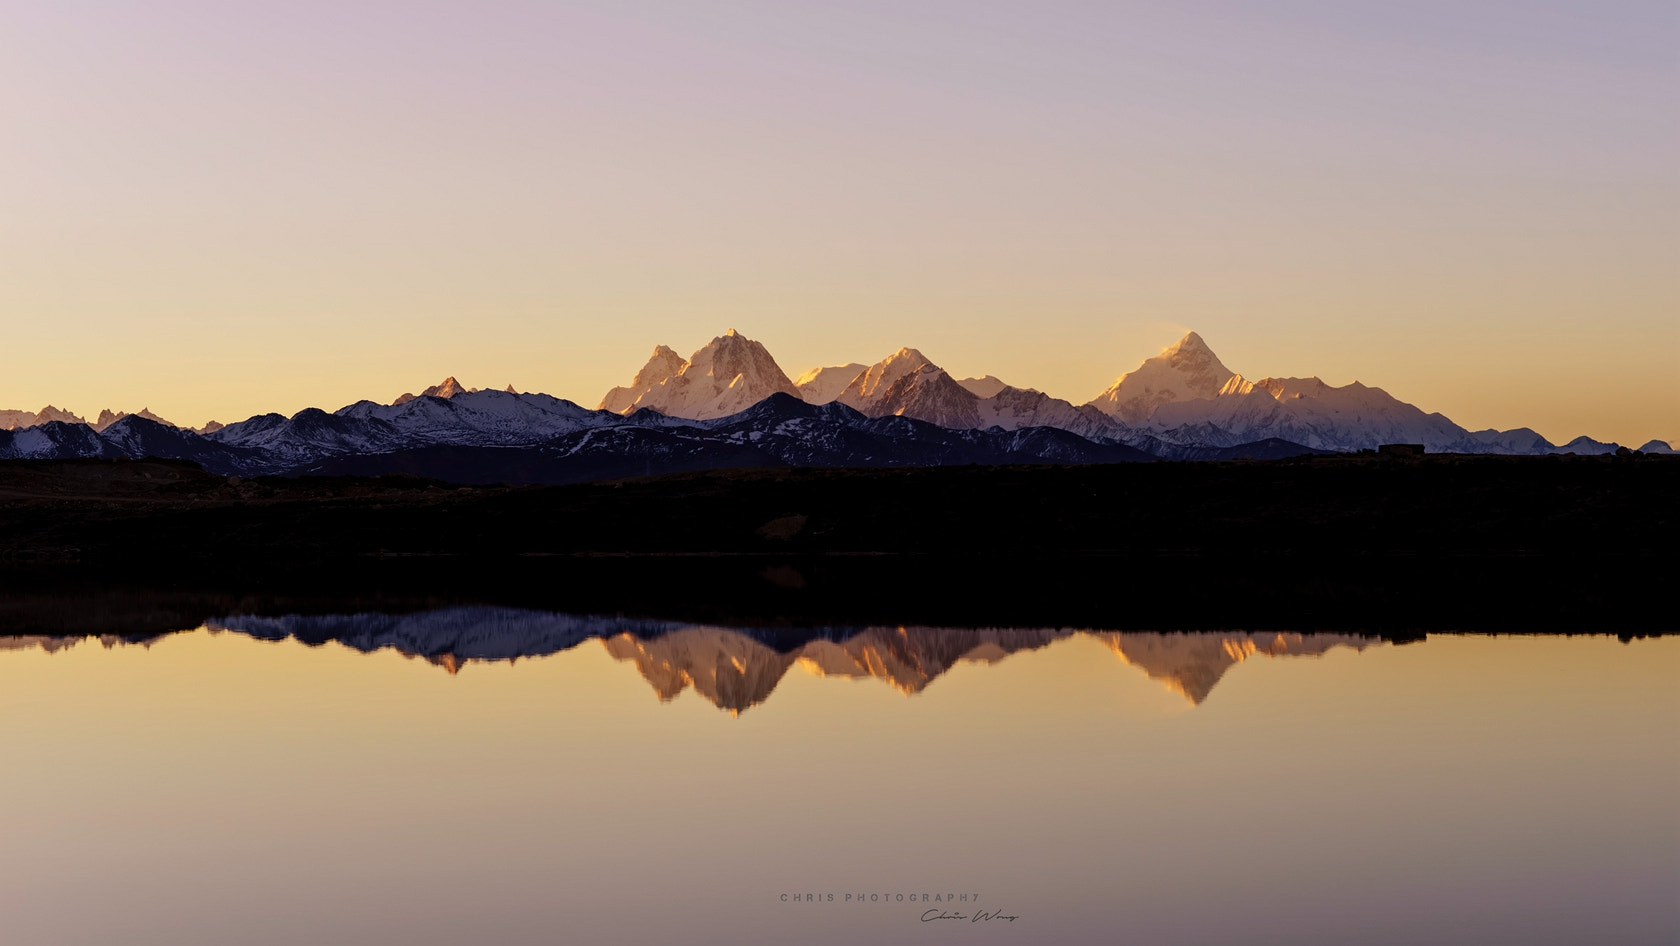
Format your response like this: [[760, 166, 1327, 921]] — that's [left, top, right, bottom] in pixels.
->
[[1166, 331, 1213, 356], [598, 345, 686, 414], [1087, 332, 1237, 423], [835, 347, 936, 410], [393, 377, 475, 405], [596, 331, 800, 420]]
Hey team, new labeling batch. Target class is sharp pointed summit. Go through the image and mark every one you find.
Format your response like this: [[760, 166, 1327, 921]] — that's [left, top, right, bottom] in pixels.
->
[[599, 345, 686, 414], [1169, 330, 1212, 354], [834, 347, 982, 427], [393, 377, 473, 406], [835, 347, 935, 409], [596, 331, 799, 420], [1088, 332, 1237, 424], [423, 377, 470, 399]]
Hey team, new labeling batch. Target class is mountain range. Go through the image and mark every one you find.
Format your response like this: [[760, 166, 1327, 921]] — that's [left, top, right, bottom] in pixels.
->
[[0, 405, 214, 434], [0, 608, 1377, 711], [595, 330, 1669, 455], [3, 331, 1670, 480]]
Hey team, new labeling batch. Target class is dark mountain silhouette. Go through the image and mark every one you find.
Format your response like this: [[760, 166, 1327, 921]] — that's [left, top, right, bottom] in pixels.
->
[[1, 392, 1161, 485]]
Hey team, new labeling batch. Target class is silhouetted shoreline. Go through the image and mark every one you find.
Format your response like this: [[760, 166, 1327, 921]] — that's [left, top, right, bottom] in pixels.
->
[[1, 454, 1672, 635]]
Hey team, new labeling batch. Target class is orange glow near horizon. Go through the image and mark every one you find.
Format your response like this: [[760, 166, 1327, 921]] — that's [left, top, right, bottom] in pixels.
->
[[0, 4, 1673, 446]]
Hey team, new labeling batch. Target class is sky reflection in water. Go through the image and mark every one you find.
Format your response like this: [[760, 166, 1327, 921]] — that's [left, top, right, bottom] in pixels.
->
[[1, 613, 1675, 946]]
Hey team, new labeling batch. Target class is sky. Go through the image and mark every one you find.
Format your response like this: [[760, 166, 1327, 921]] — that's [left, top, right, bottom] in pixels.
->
[[1, 0, 1674, 444]]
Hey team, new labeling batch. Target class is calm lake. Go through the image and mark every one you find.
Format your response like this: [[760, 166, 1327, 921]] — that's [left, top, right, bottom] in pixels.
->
[[3, 614, 1675, 945]]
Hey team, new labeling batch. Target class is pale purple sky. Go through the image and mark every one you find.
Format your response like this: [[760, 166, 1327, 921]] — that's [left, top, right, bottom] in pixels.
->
[[1, 1, 1674, 442]]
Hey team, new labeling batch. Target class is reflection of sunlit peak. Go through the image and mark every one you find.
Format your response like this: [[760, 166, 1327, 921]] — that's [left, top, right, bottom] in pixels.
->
[[600, 629, 797, 714], [27, 611, 1387, 716], [1093, 632, 1378, 705], [850, 645, 923, 695], [598, 626, 1076, 712], [1156, 677, 1199, 704], [794, 648, 872, 681], [428, 653, 466, 675]]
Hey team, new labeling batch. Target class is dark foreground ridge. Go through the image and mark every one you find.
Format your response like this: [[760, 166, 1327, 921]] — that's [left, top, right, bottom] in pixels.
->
[[0, 453, 1673, 635]]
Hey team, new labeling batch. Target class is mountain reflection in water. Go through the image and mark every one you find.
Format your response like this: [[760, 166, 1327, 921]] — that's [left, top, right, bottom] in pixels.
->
[[1, 607, 1376, 711]]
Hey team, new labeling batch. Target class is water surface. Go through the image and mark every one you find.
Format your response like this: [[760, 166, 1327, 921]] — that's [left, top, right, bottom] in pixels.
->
[[2, 616, 1675, 945]]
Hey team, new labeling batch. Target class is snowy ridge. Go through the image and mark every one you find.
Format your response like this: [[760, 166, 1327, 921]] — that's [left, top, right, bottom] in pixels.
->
[[0, 387, 1158, 481], [334, 389, 605, 444], [0, 421, 114, 460], [1143, 376, 1473, 452], [196, 387, 621, 471]]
